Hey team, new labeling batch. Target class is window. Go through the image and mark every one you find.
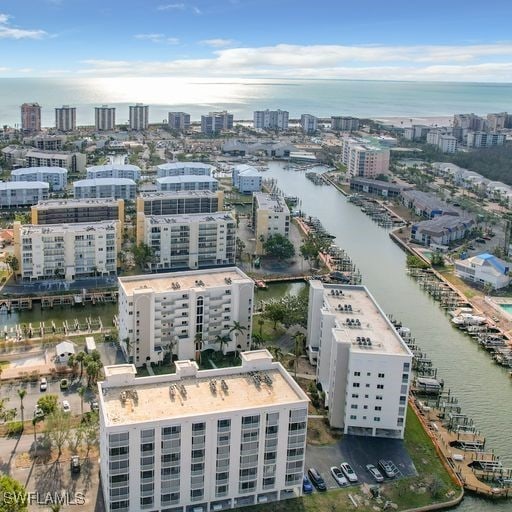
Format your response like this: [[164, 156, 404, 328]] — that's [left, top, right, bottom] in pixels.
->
[[351, 393, 359, 399], [403, 362, 410, 371], [378, 373, 385, 378], [350, 404, 358, 409], [375, 406, 382, 411], [350, 415, 357, 420], [354, 371, 361, 377], [374, 417, 381, 422], [376, 395, 383, 400], [377, 384, 384, 389], [352, 382, 360, 388]]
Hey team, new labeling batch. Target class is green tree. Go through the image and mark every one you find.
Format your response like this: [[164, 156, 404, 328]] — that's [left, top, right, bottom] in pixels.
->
[[263, 234, 295, 260], [0, 474, 28, 512], [235, 238, 246, 260], [267, 345, 283, 361], [262, 300, 287, 329], [4, 254, 19, 280], [45, 409, 71, 458], [300, 233, 331, 268], [214, 334, 231, 354], [291, 331, 305, 379], [406, 254, 429, 269], [85, 360, 102, 386], [133, 242, 153, 269], [37, 394, 58, 416], [17, 389, 26, 425]]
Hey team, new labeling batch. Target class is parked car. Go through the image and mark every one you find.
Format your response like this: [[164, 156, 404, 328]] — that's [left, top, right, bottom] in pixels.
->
[[307, 468, 327, 491], [90, 400, 99, 412], [475, 238, 486, 244], [302, 475, 314, 494], [39, 377, 47, 392], [366, 464, 384, 482], [340, 462, 358, 483], [330, 466, 348, 486], [60, 378, 69, 390], [33, 406, 44, 418], [62, 400, 71, 413], [378, 460, 397, 478], [70, 455, 80, 473]]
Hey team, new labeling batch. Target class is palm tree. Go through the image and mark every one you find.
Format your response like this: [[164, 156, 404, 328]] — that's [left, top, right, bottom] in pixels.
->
[[267, 345, 283, 362], [258, 318, 264, 337], [85, 360, 101, 387], [291, 331, 305, 379], [214, 334, 231, 355], [251, 333, 264, 350], [229, 321, 248, 355], [75, 351, 86, 380], [78, 386, 86, 416], [17, 388, 26, 424], [67, 354, 78, 378]]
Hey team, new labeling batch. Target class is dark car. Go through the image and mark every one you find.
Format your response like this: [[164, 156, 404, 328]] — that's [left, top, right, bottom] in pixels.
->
[[70, 456, 80, 473], [302, 475, 314, 494], [307, 467, 327, 491]]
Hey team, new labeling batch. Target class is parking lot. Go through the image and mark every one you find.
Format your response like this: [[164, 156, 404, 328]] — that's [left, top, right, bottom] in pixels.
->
[[306, 435, 417, 489]]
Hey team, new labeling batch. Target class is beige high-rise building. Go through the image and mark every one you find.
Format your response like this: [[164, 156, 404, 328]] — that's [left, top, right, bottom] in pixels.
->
[[21, 103, 41, 133], [129, 103, 149, 131], [252, 193, 290, 255]]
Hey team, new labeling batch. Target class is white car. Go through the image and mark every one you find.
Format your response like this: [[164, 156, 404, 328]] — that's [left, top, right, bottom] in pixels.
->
[[62, 400, 71, 413], [34, 406, 44, 418], [39, 377, 47, 391], [340, 462, 358, 483], [366, 464, 384, 482], [330, 466, 348, 486]]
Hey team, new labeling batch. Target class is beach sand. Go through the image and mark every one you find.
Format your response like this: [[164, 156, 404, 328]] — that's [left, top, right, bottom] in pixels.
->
[[372, 116, 452, 128]]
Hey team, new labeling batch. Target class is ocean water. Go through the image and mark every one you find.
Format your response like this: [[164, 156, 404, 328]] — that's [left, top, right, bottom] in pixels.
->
[[0, 77, 512, 127]]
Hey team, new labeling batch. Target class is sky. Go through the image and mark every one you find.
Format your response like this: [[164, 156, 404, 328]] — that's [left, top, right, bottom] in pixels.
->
[[1, 0, 512, 81]]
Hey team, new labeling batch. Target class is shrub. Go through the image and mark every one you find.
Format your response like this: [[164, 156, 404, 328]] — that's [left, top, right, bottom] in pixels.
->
[[6, 421, 24, 436]]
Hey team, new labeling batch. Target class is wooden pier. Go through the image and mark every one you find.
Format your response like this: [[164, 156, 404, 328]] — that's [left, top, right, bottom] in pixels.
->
[[0, 290, 118, 312]]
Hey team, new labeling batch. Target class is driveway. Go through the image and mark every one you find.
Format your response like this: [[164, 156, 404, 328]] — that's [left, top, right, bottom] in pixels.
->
[[306, 435, 417, 489]]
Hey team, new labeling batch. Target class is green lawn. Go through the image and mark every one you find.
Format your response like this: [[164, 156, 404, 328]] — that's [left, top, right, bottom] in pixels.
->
[[252, 316, 286, 343]]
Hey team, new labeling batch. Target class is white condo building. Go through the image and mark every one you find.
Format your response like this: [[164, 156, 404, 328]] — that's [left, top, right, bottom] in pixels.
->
[[87, 164, 142, 181], [307, 281, 413, 438], [74, 178, 137, 201], [13, 220, 120, 281], [232, 165, 262, 194], [98, 350, 309, 512], [201, 111, 234, 134], [55, 105, 77, 132], [140, 212, 236, 271], [156, 163, 215, 178], [253, 110, 289, 130], [129, 104, 149, 131], [95, 106, 116, 131], [300, 114, 318, 134], [252, 193, 290, 255], [117, 267, 254, 366], [11, 166, 67, 191], [0, 181, 49, 208], [168, 112, 191, 131], [156, 176, 219, 193], [466, 131, 506, 148]]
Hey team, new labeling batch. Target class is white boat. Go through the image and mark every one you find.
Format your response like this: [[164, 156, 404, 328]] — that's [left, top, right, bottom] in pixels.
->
[[451, 313, 487, 326]]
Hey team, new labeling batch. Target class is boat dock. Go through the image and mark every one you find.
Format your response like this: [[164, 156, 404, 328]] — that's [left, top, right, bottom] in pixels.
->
[[392, 317, 512, 499], [0, 290, 118, 312]]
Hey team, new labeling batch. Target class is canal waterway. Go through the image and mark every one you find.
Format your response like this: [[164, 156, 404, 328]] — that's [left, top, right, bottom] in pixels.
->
[[265, 162, 512, 512]]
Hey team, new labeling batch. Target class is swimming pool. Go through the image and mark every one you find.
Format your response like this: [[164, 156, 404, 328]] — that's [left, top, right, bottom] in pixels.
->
[[499, 303, 512, 315]]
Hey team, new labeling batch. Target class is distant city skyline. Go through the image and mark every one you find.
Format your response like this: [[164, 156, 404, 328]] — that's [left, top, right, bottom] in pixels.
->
[[0, 1, 512, 81]]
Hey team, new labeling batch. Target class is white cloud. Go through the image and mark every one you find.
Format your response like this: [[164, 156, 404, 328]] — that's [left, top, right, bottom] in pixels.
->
[[157, 3, 186, 10], [192, 6, 202, 14], [134, 33, 179, 44], [79, 42, 512, 82], [200, 38, 237, 48], [0, 12, 48, 39]]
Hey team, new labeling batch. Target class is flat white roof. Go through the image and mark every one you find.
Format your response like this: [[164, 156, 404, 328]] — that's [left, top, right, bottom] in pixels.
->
[[86, 164, 140, 172], [100, 351, 308, 426], [73, 178, 136, 187], [156, 176, 218, 183], [12, 166, 67, 175], [19, 220, 118, 234], [318, 283, 412, 356], [33, 198, 121, 209], [146, 212, 234, 225], [118, 267, 252, 296], [0, 181, 49, 190], [157, 162, 215, 171], [139, 190, 219, 199]]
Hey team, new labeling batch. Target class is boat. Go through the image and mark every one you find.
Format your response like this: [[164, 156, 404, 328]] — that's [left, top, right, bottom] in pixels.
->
[[451, 313, 487, 327], [74, 295, 83, 305], [255, 280, 267, 290]]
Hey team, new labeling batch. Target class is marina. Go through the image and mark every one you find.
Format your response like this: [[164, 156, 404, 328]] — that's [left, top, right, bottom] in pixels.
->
[[264, 160, 512, 512]]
